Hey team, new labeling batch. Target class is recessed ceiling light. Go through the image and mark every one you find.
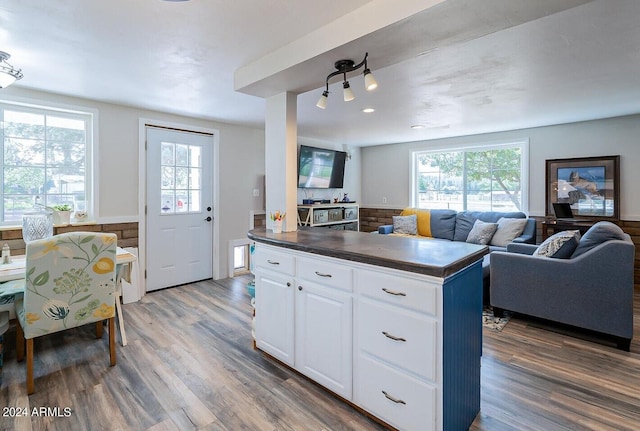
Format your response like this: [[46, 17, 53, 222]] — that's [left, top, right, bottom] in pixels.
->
[[411, 124, 426, 129], [362, 108, 375, 113]]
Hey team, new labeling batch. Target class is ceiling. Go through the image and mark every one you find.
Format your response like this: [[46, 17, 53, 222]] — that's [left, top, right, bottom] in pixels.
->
[[1, 0, 639, 147]]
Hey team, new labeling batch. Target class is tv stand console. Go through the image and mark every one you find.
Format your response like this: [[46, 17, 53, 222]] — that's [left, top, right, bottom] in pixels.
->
[[297, 203, 359, 231]]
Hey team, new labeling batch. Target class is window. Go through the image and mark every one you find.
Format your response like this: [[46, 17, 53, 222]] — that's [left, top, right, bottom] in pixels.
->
[[413, 140, 528, 212], [160, 142, 201, 214], [0, 100, 94, 225]]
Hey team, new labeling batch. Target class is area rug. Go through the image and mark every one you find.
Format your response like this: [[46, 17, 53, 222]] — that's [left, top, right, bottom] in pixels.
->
[[482, 307, 511, 331]]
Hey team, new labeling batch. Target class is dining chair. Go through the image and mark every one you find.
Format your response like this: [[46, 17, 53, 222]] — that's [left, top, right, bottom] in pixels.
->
[[15, 231, 118, 394]]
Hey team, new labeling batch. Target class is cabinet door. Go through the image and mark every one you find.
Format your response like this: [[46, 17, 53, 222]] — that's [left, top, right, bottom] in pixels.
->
[[255, 271, 295, 366], [295, 280, 353, 399]]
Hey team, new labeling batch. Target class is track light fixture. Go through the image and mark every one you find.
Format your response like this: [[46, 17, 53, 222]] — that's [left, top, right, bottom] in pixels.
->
[[0, 51, 23, 89], [316, 52, 377, 109]]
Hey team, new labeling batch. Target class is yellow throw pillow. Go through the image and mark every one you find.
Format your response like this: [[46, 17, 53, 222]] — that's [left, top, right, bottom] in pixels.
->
[[400, 208, 432, 237]]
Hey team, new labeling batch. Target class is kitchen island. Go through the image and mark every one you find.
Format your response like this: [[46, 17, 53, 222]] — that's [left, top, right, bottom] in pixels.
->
[[247, 227, 488, 431]]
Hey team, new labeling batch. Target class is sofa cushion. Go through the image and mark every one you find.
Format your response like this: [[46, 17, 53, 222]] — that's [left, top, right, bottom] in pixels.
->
[[490, 217, 528, 247], [400, 208, 456, 240], [392, 214, 417, 235], [477, 211, 526, 223], [466, 220, 498, 245], [571, 221, 627, 258], [429, 209, 457, 240], [454, 211, 526, 241], [454, 212, 479, 242], [533, 230, 581, 258]]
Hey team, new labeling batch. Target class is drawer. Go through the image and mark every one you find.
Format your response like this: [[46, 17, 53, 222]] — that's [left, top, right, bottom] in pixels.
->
[[344, 207, 358, 220], [358, 298, 437, 381], [313, 209, 328, 223], [297, 257, 352, 291], [254, 246, 295, 276], [328, 208, 343, 221], [357, 269, 439, 317], [356, 354, 437, 431]]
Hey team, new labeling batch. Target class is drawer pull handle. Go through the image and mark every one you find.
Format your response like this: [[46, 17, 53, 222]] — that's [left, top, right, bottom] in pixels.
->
[[382, 288, 406, 296], [314, 271, 332, 278], [382, 390, 406, 405], [382, 331, 406, 342], [267, 260, 280, 265]]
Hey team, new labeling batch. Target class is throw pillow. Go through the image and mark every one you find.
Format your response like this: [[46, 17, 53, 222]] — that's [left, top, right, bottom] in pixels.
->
[[533, 230, 581, 258], [392, 214, 417, 235], [490, 217, 528, 247], [571, 221, 627, 258], [466, 220, 498, 245], [400, 208, 431, 237]]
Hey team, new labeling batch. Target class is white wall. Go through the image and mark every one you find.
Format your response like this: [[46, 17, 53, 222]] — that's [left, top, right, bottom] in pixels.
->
[[2, 86, 266, 279], [296, 137, 362, 204], [362, 114, 640, 220]]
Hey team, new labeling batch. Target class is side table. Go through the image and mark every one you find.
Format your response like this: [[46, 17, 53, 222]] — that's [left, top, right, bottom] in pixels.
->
[[541, 219, 595, 241]]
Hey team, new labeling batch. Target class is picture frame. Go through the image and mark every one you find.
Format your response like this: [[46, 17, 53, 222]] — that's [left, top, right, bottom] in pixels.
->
[[545, 155, 620, 220]]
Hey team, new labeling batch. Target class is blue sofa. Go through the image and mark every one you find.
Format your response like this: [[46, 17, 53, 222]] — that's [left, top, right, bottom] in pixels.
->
[[378, 208, 536, 251], [490, 221, 635, 350], [378, 209, 536, 304]]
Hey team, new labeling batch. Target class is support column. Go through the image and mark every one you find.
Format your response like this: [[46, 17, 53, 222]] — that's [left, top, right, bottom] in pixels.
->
[[265, 92, 298, 232]]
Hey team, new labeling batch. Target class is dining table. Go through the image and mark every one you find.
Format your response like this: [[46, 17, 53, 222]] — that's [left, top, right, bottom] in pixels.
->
[[0, 247, 137, 346]]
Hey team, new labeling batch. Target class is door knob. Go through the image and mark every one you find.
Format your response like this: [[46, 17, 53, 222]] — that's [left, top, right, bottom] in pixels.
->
[[207, 206, 212, 211], [204, 216, 212, 222]]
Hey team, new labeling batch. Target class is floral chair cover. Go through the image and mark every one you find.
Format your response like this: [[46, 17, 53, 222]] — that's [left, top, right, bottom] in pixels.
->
[[15, 232, 117, 339]]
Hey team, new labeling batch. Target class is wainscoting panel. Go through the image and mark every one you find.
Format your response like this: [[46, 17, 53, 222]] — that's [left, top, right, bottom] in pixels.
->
[[0, 222, 139, 256]]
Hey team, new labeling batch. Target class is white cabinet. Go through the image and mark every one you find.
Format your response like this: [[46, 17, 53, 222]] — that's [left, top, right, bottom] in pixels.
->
[[254, 248, 295, 366], [354, 268, 442, 431], [253, 244, 353, 397], [295, 279, 352, 398], [252, 241, 482, 431], [254, 272, 294, 366]]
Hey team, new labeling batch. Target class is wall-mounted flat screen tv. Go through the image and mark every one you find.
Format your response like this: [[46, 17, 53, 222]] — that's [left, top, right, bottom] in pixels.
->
[[297, 145, 347, 189]]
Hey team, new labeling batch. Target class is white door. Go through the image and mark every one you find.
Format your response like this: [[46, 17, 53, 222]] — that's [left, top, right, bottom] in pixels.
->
[[255, 271, 295, 366], [295, 280, 352, 398], [146, 126, 213, 291]]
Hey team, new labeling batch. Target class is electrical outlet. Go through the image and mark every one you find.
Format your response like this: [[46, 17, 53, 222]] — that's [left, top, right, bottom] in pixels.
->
[[252, 189, 260, 197], [382, 197, 387, 204]]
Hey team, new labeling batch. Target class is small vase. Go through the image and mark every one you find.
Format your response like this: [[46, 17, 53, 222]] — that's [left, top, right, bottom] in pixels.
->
[[54, 210, 72, 225], [22, 211, 54, 243], [272, 220, 283, 234]]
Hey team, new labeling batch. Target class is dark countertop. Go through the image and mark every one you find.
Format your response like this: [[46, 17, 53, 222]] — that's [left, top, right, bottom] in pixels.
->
[[248, 227, 488, 278]]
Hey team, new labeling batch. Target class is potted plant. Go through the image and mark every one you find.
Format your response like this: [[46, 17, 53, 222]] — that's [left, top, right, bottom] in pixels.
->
[[269, 210, 286, 233], [52, 204, 73, 225]]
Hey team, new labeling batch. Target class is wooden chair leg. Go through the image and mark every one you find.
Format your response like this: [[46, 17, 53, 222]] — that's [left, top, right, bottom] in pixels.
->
[[96, 320, 103, 339], [26, 338, 34, 395], [108, 317, 116, 366], [16, 323, 24, 362]]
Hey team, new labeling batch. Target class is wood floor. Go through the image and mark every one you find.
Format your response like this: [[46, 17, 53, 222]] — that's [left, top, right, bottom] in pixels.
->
[[1, 275, 639, 431]]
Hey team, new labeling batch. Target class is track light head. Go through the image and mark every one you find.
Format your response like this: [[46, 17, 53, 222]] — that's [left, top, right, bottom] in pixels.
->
[[343, 81, 355, 102], [363, 68, 378, 91], [316, 90, 329, 109], [0, 51, 23, 89]]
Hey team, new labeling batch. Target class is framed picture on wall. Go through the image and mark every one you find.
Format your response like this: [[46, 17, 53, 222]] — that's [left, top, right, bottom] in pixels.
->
[[545, 155, 620, 220]]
